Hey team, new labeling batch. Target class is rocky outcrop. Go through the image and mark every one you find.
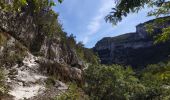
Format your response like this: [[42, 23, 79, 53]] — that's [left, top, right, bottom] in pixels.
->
[[0, 10, 83, 67], [0, 32, 71, 100], [6, 53, 47, 100], [94, 16, 170, 68], [0, 9, 84, 78], [0, 8, 84, 100], [136, 16, 170, 39]]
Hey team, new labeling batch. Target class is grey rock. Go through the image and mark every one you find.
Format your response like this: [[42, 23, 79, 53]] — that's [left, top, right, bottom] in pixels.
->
[[94, 16, 170, 68], [55, 80, 68, 90]]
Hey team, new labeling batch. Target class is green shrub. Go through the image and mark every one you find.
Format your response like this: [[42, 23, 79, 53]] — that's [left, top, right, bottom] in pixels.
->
[[1, 40, 27, 66], [84, 61, 170, 100], [45, 76, 57, 88], [0, 33, 7, 46], [139, 62, 170, 99], [0, 68, 8, 97], [85, 64, 145, 100], [54, 83, 89, 100]]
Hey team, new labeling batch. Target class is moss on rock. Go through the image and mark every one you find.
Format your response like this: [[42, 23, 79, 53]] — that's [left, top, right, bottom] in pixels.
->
[[0, 33, 7, 46]]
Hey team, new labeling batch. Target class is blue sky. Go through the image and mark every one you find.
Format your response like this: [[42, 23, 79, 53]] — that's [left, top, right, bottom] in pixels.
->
[[54, 0, 155, 48]]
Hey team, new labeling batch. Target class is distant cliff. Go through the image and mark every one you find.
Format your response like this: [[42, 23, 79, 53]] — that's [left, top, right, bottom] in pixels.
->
[[94, 16, 170, 68]]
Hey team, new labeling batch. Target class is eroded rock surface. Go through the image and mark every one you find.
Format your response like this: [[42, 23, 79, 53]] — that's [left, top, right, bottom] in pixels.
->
[[0, 8, 84, 99], [94, 17, 170, 68]]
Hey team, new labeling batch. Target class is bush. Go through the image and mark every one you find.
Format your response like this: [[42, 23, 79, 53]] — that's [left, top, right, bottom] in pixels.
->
[[85, 64, 145, 100], [0, 68, 8, 97], [140, 62, 170, 99], [0, 39, 27, 66], [84, 62, 170, 100], [45, 76, 57, 88], [0, 33, 7, 46], [54, 83, 89, 100]]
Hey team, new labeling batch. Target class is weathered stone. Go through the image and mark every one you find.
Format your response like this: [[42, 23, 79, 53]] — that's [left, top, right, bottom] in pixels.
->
[[55, 80, 68, 90], [94, 16, 170, 68], [0, 9, 84, 82]]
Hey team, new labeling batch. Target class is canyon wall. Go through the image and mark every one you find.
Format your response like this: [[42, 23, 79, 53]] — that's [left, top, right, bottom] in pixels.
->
[[94, 17, 170, 68]]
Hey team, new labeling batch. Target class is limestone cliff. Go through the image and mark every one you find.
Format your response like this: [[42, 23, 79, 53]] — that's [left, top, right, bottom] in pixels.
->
[[94, 16, 170, 68], [0, 9, 85, 100]]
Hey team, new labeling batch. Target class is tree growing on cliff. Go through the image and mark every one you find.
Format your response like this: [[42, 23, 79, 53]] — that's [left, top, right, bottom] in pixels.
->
[[106, 0, 170, 43], [0, 0, 62, 12], [0, 0, 63, 37]]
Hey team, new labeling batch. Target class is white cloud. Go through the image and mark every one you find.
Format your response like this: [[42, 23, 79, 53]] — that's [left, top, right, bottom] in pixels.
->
[[87, 16, 101, 35], [83, 0, 115, 44], [83, 37, 89, 44]]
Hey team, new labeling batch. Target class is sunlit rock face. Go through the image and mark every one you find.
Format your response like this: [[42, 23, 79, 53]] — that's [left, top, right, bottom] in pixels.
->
[[0, 7, 84, 99], [40, 37, 83, 69], [0, 10, 84, 69], [0, 33, 69, 100], [4, 52, 68, 100], [0, 10, 38, 48], [94, 17, 170, 68], [7, 53, 47, 100]]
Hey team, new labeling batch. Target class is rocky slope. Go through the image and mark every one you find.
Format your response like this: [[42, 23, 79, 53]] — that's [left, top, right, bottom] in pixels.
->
[[0, 8, 84, 100], [94, 16, 170, 68]]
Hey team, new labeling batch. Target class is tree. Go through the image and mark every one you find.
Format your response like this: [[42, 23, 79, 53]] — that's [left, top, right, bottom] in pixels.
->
[[67, 34, 76, 48], [0, 0, 63, 37], [0, 0, 63, 12], [85, 64, 145, 100], [84, 62, 170, 100], [140, 62, 170, 99], [105, 0, 169, 24], [106, 0, 170, 43]]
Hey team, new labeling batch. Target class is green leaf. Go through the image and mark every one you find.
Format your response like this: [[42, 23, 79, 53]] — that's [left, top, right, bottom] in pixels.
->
[[50, 1, 56, 6], [58, 0, 63, 3], [20, 0, 27, 5]]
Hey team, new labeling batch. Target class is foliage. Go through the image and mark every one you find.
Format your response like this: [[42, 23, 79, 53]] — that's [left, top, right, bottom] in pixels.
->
[[66, 34, 77, 48], [2, 42, 27, 65], [139, 62, 170, 99], [144, 17, 170, 44], [0, 0, 63, 12], [105, 0, 150, 24], [106, 0, 168, 24], [1, 0, 99, 65], [45, 76, 57, 88], [148, 0, 170, 17], [76, 42, 99, 64], [54, 83, 89, 100], [106, 0, 170, 43], [0, 0, 63, 37], [0, 68, 8, 97], [65, 34, 99, 64], [85, 64, 145, 100], [85, 62, 170, 100], [0, 33, 7, 46], [0, 33, 27, 67], [155, 26, 170, 43]]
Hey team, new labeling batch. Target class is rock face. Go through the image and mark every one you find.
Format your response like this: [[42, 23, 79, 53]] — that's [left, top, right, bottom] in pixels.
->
[[94, 17, 170, 68], [0, 10, 84, 79], [0, 8, 84, 99], [7, 52, 47, 100], [0, 10, 83, 69], [0, 31, 71, 100]]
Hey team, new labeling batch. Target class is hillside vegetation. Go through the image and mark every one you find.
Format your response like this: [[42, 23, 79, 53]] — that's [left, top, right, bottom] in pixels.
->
[[0, 0, 170, 100]]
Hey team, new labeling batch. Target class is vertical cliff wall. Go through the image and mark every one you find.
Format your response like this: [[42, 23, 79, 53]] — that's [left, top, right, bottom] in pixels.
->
[[0, 8, 85, 100], [94, 17, 170, 68]]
